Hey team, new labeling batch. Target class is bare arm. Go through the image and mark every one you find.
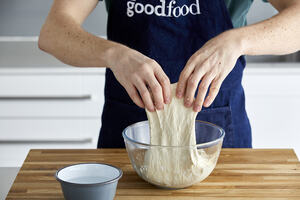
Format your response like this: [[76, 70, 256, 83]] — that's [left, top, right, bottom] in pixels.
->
[[39, 0, 117, 67], [239, 0, 300, 55], [39, 0, 171, 111], [177, 0, 300, 112]]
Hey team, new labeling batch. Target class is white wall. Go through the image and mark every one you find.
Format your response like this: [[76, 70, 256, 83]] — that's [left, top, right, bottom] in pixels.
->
[[247, 0, 277, 24], [0, 0, 108, 36]]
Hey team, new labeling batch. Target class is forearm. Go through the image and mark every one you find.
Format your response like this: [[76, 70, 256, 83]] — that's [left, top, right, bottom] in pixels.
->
[[39, 13, 121, 68], [235, 2, 300, 56]]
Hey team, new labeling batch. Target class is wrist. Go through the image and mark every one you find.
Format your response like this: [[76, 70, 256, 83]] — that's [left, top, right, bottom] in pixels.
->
[[103, 43, 120, 69], [219, 29, 245, 59], [229, 28, 250, 56], [102, 42, 130, 70]]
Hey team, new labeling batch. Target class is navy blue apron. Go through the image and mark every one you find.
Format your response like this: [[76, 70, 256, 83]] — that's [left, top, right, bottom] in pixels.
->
[[98, 0, 252, 148]]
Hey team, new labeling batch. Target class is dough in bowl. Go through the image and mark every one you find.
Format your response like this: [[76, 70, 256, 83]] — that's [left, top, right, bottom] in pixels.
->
[[143, 83, 217, 188]]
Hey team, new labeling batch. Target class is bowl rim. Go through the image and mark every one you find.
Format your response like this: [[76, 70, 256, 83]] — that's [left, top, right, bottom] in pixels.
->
[[55, 163, 123, 186], [122, 120, 225, 148]]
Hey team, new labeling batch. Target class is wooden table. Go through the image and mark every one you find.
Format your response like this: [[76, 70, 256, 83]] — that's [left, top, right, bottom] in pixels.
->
[[6, 149, 300, 199]]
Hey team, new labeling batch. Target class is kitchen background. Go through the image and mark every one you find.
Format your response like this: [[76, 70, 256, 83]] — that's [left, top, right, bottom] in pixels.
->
[[0, 0, 300, 198]]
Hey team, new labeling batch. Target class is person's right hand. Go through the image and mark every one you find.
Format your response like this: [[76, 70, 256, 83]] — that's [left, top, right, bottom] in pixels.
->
[[108, 45, 171, 112]]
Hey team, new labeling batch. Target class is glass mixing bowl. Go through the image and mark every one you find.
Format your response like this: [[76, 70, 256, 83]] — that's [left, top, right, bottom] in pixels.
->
[[122, 120, 225, 189]]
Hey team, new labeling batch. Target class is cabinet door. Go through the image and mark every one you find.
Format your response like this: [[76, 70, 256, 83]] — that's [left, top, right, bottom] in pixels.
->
[[0, 70, 106, 167], [0, 74, 105, 117], [243, 67, 300, 157]]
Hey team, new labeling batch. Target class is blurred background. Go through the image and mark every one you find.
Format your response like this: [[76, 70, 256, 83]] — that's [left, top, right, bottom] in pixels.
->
[[0, 1, 299, 195], [1, 0, 299, 62]]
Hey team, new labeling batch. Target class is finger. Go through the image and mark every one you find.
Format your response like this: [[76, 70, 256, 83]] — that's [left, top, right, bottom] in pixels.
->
[[134, 78, 155, 112], [176, 50, 210, 99], [125, 84, 145, 108], [176, 58, 196, 98], [203, 75, 224, 107], [145, 74, 164, 110], [184, 67, 206, 107], [154, 68, 171, 104], [193, 73, 215, 112]]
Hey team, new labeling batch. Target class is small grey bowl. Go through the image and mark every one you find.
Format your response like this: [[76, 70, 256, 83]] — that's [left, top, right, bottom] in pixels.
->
[[55, 163, 123, 200]]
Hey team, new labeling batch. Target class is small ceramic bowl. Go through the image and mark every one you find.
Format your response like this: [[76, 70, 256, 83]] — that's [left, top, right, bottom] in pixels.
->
[[55, 163, 123, 200]]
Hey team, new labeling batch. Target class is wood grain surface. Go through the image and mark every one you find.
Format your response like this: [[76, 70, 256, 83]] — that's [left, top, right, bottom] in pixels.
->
[[6, 149, 300, 200]]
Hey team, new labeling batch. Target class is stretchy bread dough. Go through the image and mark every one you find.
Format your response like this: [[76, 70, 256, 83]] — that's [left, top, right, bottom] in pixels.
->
[[143, 83, 218, 188]]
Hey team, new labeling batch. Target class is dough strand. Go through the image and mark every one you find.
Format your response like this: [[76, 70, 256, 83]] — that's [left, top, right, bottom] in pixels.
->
[[143, 83, 218, 188]]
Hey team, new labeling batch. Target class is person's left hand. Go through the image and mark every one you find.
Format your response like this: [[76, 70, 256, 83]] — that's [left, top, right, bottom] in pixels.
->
[[176, 30, 243, 112]]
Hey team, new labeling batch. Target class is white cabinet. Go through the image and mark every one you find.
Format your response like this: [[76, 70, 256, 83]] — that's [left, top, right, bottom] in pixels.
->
[[243, 63, 300, 158], [0, 74, 103, 117], [0, 67, 105, 167]]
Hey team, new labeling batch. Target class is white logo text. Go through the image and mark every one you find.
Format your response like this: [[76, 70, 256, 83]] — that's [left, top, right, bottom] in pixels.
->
[[127, 0, 201, 18]]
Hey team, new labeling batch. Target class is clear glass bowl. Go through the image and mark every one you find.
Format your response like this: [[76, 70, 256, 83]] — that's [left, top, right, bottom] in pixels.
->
[[122, 120, 225, 189]]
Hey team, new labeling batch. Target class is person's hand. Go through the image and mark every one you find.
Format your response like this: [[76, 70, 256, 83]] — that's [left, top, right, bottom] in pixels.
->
[[109, 45, 171, 112], [176, 30, 243, 112]]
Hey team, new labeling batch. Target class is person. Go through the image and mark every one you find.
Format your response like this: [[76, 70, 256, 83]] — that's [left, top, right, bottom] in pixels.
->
[[39, 0, 300, 148]]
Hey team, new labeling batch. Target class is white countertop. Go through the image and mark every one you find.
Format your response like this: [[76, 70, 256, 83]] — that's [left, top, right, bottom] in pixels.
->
[[0, 167, 20, 200]]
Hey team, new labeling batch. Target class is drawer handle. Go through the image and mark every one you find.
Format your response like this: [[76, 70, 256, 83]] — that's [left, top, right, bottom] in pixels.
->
[[0, 138, 93, 144], [0, 95, 92, 101]]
